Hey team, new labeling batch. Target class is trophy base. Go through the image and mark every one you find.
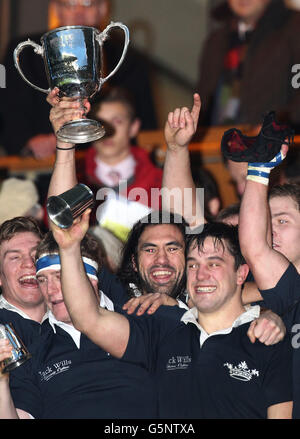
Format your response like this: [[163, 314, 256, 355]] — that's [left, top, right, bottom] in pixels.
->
[[56, 118, 105, 144]]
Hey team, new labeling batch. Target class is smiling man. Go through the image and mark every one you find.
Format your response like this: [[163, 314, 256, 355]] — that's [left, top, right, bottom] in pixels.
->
[[186, 232, 247, 323], [117, 212, 187, 300], [0, 217, 46, 352], [0, 217, 45, 325], [135, 223, 185, 295], [181, 223, 292, 418]]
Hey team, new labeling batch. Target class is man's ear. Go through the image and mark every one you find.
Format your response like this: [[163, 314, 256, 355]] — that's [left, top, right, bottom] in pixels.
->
[[129, 118, 141, 139], [237, 263, 249, 286]]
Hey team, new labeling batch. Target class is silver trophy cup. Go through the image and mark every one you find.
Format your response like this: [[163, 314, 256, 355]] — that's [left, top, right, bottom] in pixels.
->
[[0, 323, 32, 373], [14, 23, 130, 143], [47, 183, 94, 229]]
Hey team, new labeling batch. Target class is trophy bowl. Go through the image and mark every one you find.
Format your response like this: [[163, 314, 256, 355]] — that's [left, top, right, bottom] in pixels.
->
[[14, 23, 130, 144]]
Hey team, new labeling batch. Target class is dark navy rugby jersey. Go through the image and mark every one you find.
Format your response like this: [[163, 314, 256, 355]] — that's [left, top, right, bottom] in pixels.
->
[[260, 263, 300, 419], [9, 307, 157, 419], [123, 306, 292, 419], [124, 306, 199, 419], [98, 266, 129, 306], [260, 263, 300, 320], [193, 326, 292, 419]]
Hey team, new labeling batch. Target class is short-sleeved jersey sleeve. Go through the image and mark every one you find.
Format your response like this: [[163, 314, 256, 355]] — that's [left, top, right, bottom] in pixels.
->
[[259, 263, 300, 317]]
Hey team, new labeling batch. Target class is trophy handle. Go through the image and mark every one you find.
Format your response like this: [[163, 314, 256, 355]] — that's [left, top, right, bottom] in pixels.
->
[[13, 40, 50, 94], [96, 21, 130, 87]]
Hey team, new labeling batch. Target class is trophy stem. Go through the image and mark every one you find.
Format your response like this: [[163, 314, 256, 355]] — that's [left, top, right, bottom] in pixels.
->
[[56, 119, 105, 144]]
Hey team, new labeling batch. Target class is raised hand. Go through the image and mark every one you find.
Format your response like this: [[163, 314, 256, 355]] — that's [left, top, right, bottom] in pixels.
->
[[50, 208, 91, 251], [164, 93, 201, 151], [47, 88, 91, 149]]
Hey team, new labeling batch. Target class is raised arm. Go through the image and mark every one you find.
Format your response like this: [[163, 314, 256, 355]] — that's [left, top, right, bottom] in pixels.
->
[[239, 145, 290, 290], [47, 88, 89, 198], [162, 93, 205, 227], [50, 211, 130, 358]]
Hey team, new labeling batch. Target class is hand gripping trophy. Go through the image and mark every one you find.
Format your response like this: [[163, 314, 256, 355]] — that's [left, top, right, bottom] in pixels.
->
[[14, 23, 130, 143], [0, 323, 32, 373]]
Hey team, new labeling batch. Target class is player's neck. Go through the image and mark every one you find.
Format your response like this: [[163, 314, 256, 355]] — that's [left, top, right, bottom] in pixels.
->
[[97, 148, 131, 166], [197, 298, 245, 335], [6, 299, 46, 323]]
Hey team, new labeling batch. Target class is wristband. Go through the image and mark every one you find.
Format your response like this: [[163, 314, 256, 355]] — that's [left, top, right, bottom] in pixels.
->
[[247, 150, 286, 185]]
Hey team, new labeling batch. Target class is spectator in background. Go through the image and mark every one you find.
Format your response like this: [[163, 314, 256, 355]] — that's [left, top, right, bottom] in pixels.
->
[[191, 166, 222, 220], [197, 0, 300, 130], [217, 202, 240, 226], [280, 148, 300, 184], [0, 179, 44, 227], [85, 87, 162, 210], [88, 225, 124, 273], [0, 0, 157, 159], [225, 158, 248, 197], [223, 154, 283, 198]]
